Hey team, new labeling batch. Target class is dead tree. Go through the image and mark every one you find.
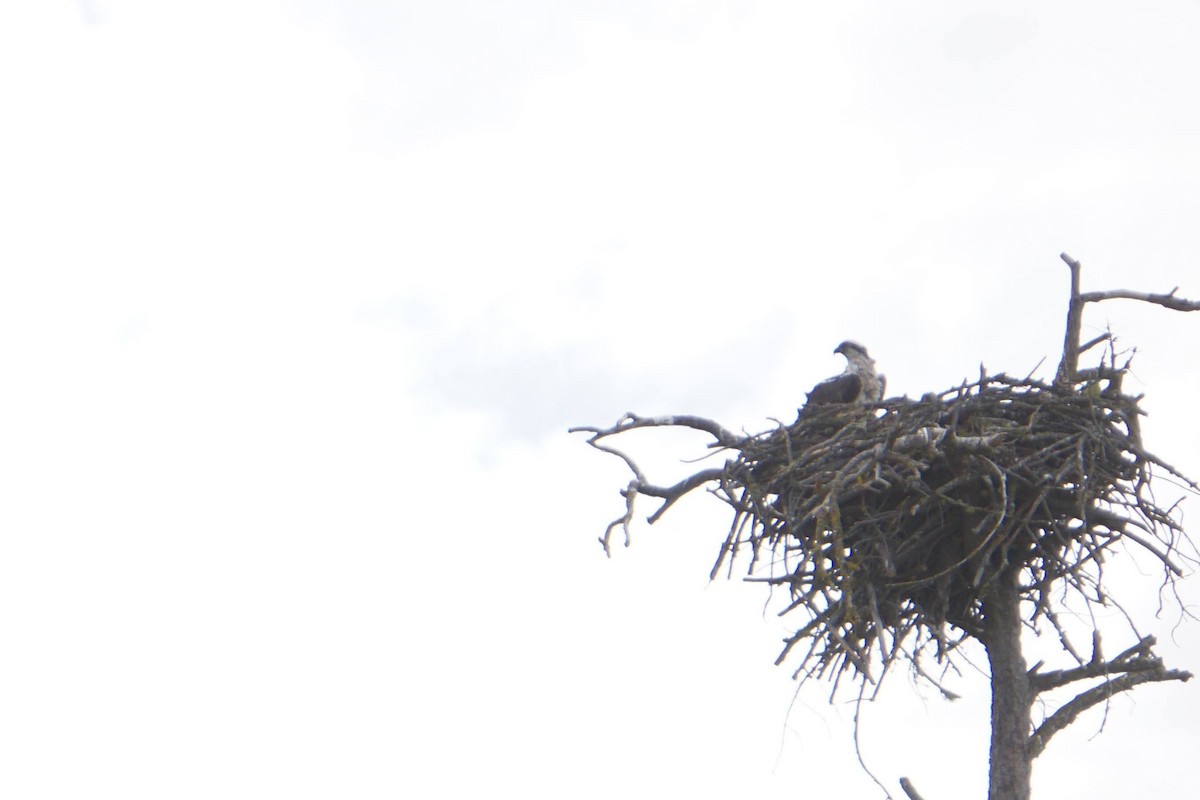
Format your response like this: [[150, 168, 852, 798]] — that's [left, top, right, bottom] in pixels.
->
[[571, 254, 1197, 800]]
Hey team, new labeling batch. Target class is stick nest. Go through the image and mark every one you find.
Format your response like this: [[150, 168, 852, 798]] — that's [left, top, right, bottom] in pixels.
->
[[703, 368, 1191, 690]]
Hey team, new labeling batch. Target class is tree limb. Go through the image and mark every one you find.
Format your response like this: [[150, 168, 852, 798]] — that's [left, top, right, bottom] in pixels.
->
[[899, 777, 927, 800], [569, 412, 744, 449], [1080, 288, 1200, 312], [1055, 252, 1084, 385], [640, 468, 727, 523], [1054, 251, 1199, 384], [1028, 667, 1191, 758], [570, 413, 738, 553], [1029, 635, 1164, 692]]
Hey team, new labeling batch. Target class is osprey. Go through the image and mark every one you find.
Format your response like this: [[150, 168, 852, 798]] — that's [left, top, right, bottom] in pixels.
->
[[804, 341, 885, 408]]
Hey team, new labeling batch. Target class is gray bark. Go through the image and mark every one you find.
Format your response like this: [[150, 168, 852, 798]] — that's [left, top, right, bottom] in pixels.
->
[[983, 567, 1033, 800]]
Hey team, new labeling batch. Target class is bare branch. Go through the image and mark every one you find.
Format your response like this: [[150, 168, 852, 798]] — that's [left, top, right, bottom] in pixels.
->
[[1029, 635, 1166, 692], [1080, 288, 1200, 312], [1084, 508, 1184, 576], [1078, 331, 1112, 355], [569, 412, 743, 449], [571, 414, 738, 553], [641, 468, 727, 523], [899, 777, 927, 800], [1029, 667, 1192, 758], [1055, 252, 1084, 385]]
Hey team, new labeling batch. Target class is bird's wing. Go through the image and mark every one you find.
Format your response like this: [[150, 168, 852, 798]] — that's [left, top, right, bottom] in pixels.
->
[[805, 372, 862, 406]]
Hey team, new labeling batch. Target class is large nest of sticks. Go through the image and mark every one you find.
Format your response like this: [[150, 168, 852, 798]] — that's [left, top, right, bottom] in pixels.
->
[[705, 364, 1189, 688], [576, 357, 1194, 692], [574, 262, 1200, 697]]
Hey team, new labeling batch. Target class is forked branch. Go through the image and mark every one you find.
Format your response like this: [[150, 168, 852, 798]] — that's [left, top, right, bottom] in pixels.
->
[[1028, 665, 1192, 758], [569, 413, 740, 553], [1055, 251, 1200, 383], [1029, 635, 1190, 692]]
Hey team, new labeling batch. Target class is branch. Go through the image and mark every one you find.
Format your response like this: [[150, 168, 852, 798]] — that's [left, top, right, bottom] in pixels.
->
[[569, 412, 744, 449], [1125, 441, 1200, 494], [1055, 252, 1084, 385], [640, 468, 727, 523], [1084, 507, 1185, 576], [570, 413, 737, 553], [899, 777, 927, 800], [1028, 668, 1192, 759], [1054, 251, 1198, 384], [590, 464, 727, 554], [1080, 287, 1200, 312], [1078, 331, 1112, 355], [1029, 635, 1165, 692]]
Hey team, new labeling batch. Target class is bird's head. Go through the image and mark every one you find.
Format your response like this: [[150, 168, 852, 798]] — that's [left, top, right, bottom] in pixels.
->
[[834, 340, 870, 359]]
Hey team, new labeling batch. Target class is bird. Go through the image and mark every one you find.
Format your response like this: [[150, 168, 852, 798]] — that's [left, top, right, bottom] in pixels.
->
[[803, 340, 886, 409]]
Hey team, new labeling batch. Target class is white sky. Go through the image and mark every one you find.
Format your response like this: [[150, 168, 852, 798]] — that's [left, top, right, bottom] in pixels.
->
[[2, 2, 1199, 797]]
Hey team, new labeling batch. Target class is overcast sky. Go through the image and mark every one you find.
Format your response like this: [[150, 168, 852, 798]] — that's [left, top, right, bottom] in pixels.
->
[[3, 2, 1199, 798]]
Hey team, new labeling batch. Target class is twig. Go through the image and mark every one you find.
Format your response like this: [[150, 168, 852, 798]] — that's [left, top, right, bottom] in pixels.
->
[[1078, 331, 1112, 354]]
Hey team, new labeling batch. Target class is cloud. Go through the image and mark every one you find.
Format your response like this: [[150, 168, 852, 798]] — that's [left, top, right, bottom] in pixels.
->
[[368, 280, 797, 444]]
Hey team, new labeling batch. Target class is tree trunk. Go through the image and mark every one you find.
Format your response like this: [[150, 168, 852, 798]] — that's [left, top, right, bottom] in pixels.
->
[[983, 566, 1033, 800]]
